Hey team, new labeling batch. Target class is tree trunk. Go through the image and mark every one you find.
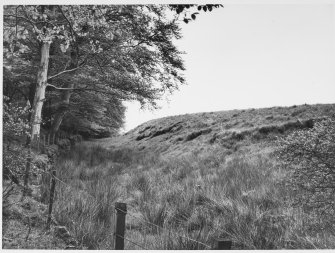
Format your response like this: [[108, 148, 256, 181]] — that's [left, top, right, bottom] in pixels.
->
[[50, 48, 78, 134], [28, 83, 36, 109], [50, 83, 74, 134], [30, 41, 51, 140], [23, 41, 51, 198]]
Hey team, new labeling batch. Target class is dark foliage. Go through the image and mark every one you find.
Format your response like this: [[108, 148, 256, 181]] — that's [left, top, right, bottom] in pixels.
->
[[276, 117, 335, 232]]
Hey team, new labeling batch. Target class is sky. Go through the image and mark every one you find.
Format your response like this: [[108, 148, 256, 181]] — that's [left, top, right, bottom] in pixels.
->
[[122, 2, 335, 131]]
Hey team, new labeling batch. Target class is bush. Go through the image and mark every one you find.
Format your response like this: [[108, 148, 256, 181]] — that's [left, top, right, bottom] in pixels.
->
[[3, 96, 30, 142], [276, 117, 335, 232], [3, 96, 30, 182]]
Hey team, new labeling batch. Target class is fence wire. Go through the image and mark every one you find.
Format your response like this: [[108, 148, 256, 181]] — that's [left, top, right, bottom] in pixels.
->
[[115, 234, 148, 250], [8, 148, 212, 250], [9, 152, 96, 200], [115, 207, 211, 249]]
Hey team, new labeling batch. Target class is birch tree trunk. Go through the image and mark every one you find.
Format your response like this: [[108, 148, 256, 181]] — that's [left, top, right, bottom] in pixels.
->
[[30, 41, 51, 140], [23, 41, 51, 197]]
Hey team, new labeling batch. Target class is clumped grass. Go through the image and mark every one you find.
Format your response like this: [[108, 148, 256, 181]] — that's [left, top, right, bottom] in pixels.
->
[[42, 144, 130, 249], [46, 142, 335, 249]]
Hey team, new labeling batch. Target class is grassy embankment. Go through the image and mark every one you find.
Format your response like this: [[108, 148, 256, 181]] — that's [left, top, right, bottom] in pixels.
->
[[49, 141, 335, 249]]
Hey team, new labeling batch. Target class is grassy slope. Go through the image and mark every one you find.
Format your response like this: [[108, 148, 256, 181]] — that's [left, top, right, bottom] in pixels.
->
[[96, 103, 334, 157], [11, 103, 335, 250]]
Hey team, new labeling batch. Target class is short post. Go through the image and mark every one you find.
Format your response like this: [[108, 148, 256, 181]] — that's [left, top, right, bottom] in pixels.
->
[[114, 202, 127, 250], [31, 135, 35, 149], [213, 239, 232, 250], [46, 169, 57, 230], [43, 134, 45, 147], [22, 146, 32, 198], [37, 136, 40, 152]]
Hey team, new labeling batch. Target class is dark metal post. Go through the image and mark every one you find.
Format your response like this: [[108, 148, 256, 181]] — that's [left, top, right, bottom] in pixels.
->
[[114, 202, 127, 250], [23, 146, 32, 198], [46, 169, 56, 229], [214, 240, 232, 250]]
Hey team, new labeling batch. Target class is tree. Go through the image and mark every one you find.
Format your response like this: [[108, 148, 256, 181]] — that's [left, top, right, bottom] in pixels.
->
[[276, 117, 335, 231], [3, 4, 189, 192], [47, 5, 187, 135], [4, 4, 224, 139], [4, 5, 72, 140], [169, 4, 223, 23], [3, 4, 223, 197], [54, 89, 126, 138], [4, 5, 187, 138]]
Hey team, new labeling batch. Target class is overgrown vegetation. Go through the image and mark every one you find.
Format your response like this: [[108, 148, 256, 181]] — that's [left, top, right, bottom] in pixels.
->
[[276, 117, 335, 234], [5, 3, 333, 250], [3, 96, 30, 194], [3, 94, 334, 249], [48, 116, 335, 249]]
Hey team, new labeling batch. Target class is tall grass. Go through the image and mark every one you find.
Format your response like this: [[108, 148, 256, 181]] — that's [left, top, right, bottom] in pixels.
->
[[45, 143, 335, 249], [47, 145, 126, 249]]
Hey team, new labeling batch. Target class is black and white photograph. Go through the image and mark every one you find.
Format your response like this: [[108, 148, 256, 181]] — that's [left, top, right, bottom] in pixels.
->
[[2, 0, 335, 250]]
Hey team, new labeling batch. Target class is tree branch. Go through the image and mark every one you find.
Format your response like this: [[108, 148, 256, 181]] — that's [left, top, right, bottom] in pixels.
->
[[57, 6, 76, 39], [46, 83, 128, 99], [46, 83, 85, 90], [47, 66, 81, 80], [48, 55, 88, 80], [4, 14, 37, 29], [95, 58, 105, 75]]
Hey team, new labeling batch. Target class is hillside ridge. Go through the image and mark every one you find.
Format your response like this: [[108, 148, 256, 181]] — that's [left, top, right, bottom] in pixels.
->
[[97, 103, 335, 157]]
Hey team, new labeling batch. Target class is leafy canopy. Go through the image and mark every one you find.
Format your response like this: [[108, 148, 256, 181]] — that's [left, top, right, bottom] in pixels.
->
[[3, 5, 189, 135]]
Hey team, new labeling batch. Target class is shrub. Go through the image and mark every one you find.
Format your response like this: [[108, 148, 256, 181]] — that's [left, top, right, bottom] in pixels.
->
[[276, 117, 335, 232], [3, 96, 30, 142], [3, 96, 30, 182]]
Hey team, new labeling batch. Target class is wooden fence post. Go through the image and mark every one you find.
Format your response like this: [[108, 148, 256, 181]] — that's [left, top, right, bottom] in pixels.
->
[[30, 135, 34, 149], [114, 202, 127, 250], [22, 146, 32, 198], [46, 169, 57, 230], [213, 239, 232, 250], [37, 136, 40, 152]]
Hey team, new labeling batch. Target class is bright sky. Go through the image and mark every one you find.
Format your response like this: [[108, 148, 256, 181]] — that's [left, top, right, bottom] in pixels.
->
[[123, 2, 335, 131]]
